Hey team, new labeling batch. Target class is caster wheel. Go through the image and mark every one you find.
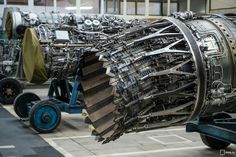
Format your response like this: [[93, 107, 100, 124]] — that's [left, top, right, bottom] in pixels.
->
[[84, 116, 92, 124], [0, 78, 23, 104], [91, 130, 99, 136], [0, 73, 6, 80], [212, 112, 231, 119], [29, 100, 61, 133], [200, 134, 230, 150], [200, 112, 231, 150], [14, 92, 40, 118]]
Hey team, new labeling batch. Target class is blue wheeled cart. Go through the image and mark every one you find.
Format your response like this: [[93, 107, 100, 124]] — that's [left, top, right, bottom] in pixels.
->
[[186, 112, 236, 150], [14, 70, 85, 133]]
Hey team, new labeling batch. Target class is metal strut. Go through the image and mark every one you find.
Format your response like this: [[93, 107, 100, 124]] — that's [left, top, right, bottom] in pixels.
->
[[186, 113, 236, 148]]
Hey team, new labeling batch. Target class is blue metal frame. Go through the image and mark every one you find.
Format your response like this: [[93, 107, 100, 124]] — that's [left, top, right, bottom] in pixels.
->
[[28, 69, 84, 114], [48, 69, 84, 114], [186, 115, 236, 144]]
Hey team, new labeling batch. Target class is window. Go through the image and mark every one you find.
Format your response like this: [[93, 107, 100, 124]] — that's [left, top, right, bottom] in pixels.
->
[[7, 0, 28, 5], [0, 0, 3, 4], [162, 2, 178, 15], [57, 0, 76, 7], [34, 0, 53, 6], [137, 1, 145, 15], [57, 0, 76, 13], [120, 0, 162, 16], [33, 0, 54, 13], [149, 2, 161, 16], [81, 0, 100, 14], [120, 1, 135, 15], [190, 0, 206, 13], [106, 0, 120, 14]]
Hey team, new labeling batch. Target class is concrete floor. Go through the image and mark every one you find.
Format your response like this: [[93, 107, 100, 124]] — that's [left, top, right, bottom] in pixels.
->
[[0, 106, 64, 157], [1, 87, 236, 157]]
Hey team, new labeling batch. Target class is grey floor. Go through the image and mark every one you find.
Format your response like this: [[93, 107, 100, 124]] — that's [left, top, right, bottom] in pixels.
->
[[2, 87, 236, 157], [0, 105, 63, 157]]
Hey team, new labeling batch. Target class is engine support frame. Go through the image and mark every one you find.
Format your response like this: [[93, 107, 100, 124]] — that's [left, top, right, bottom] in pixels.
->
[[186, 113, 236, 146], [14, 68, 85, 133]]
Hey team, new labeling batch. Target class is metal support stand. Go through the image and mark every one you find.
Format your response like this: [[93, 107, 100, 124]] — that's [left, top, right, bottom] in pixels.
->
[[186, 112, 236, 149], [14, 69, 85, 133], [47, 69, 84, 113]]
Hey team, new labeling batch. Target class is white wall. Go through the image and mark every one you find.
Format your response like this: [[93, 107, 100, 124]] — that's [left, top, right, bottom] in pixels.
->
[[211, 0, 236, 10], [210, 0, 236, 13]]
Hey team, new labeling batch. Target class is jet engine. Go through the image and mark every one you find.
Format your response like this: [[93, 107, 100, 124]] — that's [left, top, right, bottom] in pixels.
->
[[80, 12, 236, 143], [3, 9, 146, 83]]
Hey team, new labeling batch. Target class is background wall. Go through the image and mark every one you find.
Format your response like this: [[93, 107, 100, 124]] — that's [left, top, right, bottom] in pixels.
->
[[210, 0, 236, 14], [2, 0, 236, 27], [190, 0, 206, 13]]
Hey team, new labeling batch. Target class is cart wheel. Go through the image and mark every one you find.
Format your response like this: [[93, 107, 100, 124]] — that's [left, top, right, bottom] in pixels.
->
[[29, 100, 61, 133], [200, 134, 230, 150], [0, 73, 6, 80], [0, 78, 22, 104], [212, 112, 231, 120], [200, 112, 231, 149], [14, 92, 40, 118]]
